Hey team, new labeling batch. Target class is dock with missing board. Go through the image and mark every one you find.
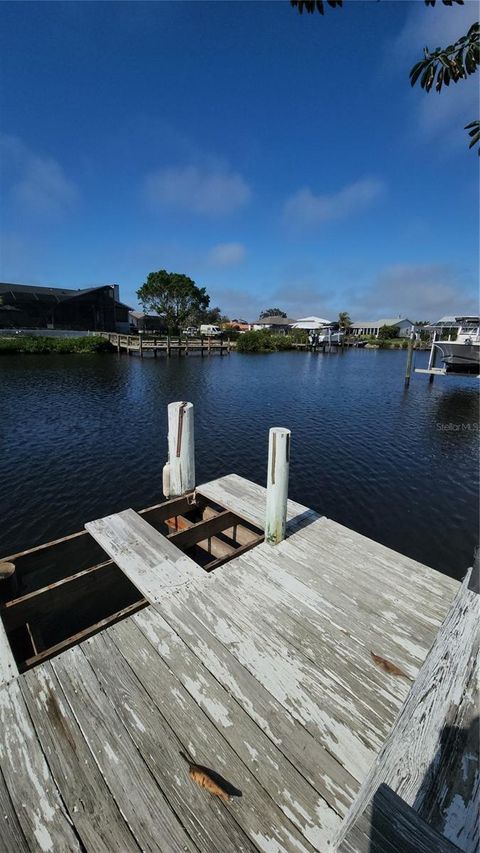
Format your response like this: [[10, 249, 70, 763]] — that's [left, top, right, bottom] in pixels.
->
[[1, 470, 477, 852]]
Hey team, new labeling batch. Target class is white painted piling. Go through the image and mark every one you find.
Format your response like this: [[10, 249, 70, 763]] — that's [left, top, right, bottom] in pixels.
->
[[265, 427, 291, 545], [164, 401, 195, 498]]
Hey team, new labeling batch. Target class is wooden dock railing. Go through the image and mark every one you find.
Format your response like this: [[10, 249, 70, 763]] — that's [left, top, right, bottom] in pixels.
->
[[100, 332, 232, 357]]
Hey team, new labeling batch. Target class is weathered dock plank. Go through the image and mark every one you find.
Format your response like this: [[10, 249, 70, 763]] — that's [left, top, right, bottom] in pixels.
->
[[85, 507, 204, 600], [20, 663, 140, 853], [147, 590, 357, 816], [167, 576, 381, 781], [104, 617, 318, 853], [0, 766, 29, 853], [337, 784, 461, 853], [239, 537, 440, 672], [334, 569, 479, 852], [132, 604, 343, 848], [80, 630, 255, 853], [0, 614, 18, 687], [0, 679, 82, 852], [51, 644, 196, 853]]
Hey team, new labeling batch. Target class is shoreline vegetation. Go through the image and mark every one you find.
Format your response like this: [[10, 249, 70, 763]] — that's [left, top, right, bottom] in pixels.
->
[[0, 331, 430, 355], [235, 329, 421, 353], [0, 335, 114, 354]]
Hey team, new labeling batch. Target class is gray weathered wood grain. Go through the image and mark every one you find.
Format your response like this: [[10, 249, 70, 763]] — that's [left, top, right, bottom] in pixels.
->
[[205, 546, 414, 709], [241, 535, 446, 671], [106, 616, 319, 853], [80, 629, 256, 853], [165, 580, 382, 781], [0, 617, 18, 688], [133, 605, 342, 848], [333, 570, 479, 853], [337, 784, 462, 853], [85, 507, 205, 601], [51, 643, 196, 853], [150, 591, 357, 815], [0, 679, 81, 852], [20, 663, 140, 853], [0, 766, 29, 853]]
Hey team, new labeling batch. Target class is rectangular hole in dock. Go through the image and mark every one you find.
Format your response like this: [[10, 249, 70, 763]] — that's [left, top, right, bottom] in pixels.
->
[[0, 494, 263, 672], [141, 493, 264, 571]]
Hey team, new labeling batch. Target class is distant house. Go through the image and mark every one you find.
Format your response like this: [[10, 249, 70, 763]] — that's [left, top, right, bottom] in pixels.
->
[[129, 311, 166, 333], [349, 317, 415, 338], [224, 319, 252, 331], [252, 315, 297, 333], [292, 316, 332, 331], [0, 282, 131, 333]]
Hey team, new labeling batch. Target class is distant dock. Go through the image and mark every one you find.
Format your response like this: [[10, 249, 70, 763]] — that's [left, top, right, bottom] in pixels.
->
[[0, 405, 477, 852], [101, 332, 233, 356]]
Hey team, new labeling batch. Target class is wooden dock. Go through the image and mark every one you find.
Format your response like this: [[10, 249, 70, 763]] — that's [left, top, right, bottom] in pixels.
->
[[0, 475, 477, 852], [101, 332, 233, 356]]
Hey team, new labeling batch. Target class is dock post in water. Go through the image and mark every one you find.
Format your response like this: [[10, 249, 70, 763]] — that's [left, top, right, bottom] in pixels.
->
[[428, 331, 438, 383], [265, 427, 291, 545], [404, 332, 415, 388], [164, 401, 195, 498]]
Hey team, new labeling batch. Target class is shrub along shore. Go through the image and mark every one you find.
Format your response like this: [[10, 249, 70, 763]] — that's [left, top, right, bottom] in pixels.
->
[[0, 335, 114, 354]]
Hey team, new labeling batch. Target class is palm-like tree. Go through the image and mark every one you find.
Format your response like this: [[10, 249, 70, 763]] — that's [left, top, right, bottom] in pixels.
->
[[338, 311, 352, 332]]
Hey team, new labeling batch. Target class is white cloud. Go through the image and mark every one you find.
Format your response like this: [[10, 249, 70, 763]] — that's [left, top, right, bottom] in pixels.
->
[[349, 263, 478, 322], [0, 133, 79, 216], [144, 164, 251, 215], [207, 242, 246, 267], [283, 178, 385, 228]]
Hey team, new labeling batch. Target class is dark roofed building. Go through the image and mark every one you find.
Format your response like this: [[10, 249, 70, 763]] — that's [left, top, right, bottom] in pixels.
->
[[253, 315, 297, 333], [0, 282, 131, 332]]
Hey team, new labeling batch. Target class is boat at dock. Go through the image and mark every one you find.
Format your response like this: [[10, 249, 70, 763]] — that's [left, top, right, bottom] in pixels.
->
[[433, 322, 480, 373]]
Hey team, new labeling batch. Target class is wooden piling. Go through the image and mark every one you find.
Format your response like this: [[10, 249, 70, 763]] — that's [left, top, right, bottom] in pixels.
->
[[153, 337, 157, 358], [207, 336, 211, 355], [166, 402, 195, 497], [139, 333, 143, 359], [167, 335, 171, 357], [265, 427, 291, 546], [428, 332, 438, 383], [404, 332, 415, 388]]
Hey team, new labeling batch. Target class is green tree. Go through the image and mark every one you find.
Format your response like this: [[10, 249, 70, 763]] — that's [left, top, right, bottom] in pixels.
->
[[338, 311, 352, 332], [200, 305, 230, 326], [291, 0, 479, 151], [378, 324, 399, 340], [260, 308, 288, 318], [137, 270, 210, 333]]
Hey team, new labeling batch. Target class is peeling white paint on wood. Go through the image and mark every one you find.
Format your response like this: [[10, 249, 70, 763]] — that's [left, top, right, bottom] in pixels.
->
[[0, 680, 80, 852]]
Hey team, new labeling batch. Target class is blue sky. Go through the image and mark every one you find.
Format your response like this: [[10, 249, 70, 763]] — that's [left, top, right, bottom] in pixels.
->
[[0, 0, 478, 322]]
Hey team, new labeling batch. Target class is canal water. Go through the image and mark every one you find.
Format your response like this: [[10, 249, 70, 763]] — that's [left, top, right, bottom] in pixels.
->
[[1, 348, 478, 579]]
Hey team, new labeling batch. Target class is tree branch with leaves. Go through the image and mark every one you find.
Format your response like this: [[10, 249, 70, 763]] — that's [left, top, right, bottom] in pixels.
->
[[291, 0, 479, 151]]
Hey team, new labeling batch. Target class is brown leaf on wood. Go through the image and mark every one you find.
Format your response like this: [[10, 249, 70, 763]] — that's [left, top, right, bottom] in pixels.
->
[[370, 652, 409, 678], [180, 752, 230, 801]]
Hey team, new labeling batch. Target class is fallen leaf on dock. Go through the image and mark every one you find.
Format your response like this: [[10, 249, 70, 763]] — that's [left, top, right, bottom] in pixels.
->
[[370, 652, 408, 678], [179, 751, 238, 802]]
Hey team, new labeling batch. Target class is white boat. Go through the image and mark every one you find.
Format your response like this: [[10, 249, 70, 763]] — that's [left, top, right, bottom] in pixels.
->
[[434, 323, 480, 373]]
